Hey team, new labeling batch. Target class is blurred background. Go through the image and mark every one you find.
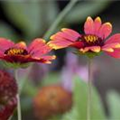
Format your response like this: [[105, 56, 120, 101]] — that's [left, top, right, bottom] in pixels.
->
[[0, 0, 120, 120]]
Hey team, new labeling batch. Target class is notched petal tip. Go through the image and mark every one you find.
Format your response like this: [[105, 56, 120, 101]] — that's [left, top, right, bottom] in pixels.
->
[[95, 17, 101, 23], [105, 22, 112, 28], [61, 28, 68, 31], [86, 16, 92, 21], [115, 43, 120, 48], [91, 47, 101, 53], [50, 35, 56, 40]]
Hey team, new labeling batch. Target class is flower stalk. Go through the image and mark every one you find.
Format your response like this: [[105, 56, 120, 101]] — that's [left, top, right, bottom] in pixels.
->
[[14, 70, 22, 120], [87, 58, 92, 120], [43, 0, 77, 40]]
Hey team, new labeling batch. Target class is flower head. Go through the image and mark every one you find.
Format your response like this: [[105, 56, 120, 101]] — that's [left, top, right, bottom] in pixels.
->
[[33, 85, 72, 120], [0, 70, 17, 120], [0, 38, 56, 68], [48, 16, 120, 58]]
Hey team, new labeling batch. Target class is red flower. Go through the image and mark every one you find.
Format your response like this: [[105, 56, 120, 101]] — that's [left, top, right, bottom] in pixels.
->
[[0, 70, 17, 120], [48, 16, 120, 58], [33, 85, 72, 120], [0, 97, 17, 120], [0, 38, 56, 68]]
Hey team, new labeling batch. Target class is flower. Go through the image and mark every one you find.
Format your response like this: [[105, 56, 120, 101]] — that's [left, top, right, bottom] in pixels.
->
[[0, 97, 17, 120], [61, 52, 98, 91], [48, 16, 120, 58], [33, 85, 72, 120], [0, 70, 17, 120], [0, 38, 56, 68]]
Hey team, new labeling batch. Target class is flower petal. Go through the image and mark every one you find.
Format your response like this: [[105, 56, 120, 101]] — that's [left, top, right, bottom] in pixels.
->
[[48, 37, 74, 50], [89, 46, 101, 53], [61, 28, 81, 40], [98, 22, 112, 39], [105, 49, 120, 58], [102, 47, 114, 52], [103, 43, 120, 49], [80, 46, 101, 53], [14, 41, 27, 49], [28, 55, 56, 64], [0, 51, 4, 58], [84, 16, 94, 34], [105, 34, 120, 44], [28, 38, 52, 57], [94, 17, 102, 36], [28, 38, 46, 52], [0, 38, 14, 51], [31, 45, 52, 57], [51, 31, 77, 42], [80, 47, 89, 53]]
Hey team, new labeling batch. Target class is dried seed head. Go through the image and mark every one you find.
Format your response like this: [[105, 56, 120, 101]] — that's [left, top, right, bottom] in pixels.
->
[[33, 85, 72, 120], [0, 70, 18, 105]]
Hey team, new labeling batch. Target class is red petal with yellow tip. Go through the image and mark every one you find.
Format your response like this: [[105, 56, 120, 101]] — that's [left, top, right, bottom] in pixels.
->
[[94, 17, 102, 36], [84, 16, 94, 35], [103, 43, 120, 49], [28, 38, 46, 53], [105, 49, 120, 58], [14, 41, 27, 49], [0, 38, 14, 52], [98, 22, 112, 39], [52, 32, 77, 42], [61, 28, 81, 40], [105, 34, 120, 44], [31, 45, 52, 57], [48, 38, 74, 50]]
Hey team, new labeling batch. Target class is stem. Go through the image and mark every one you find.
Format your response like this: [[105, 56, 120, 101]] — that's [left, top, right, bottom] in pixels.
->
[[14, 70, 22, 120], [43, 0, 77, 40], [87, 58, 92, 120]]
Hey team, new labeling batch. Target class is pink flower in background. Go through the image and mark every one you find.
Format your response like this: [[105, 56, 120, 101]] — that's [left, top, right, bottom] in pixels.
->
[[48, 16, 120, 58], [61, 53, 97, 91]]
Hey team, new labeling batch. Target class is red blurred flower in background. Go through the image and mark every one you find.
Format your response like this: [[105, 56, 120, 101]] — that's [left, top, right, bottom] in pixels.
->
[[0, 70, 17, 120], [0, 38, 56, 68], [33, 85, 72, 120], [48, 16, 120, 58]]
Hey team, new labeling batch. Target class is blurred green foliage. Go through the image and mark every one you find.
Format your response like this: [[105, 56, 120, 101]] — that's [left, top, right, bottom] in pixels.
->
[[62, 77, 106, 120], [107, 91, 120, 120], [0, 0, 111, 41]]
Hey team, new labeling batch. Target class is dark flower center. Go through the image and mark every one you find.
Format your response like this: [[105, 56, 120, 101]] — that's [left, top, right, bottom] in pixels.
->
[[79, 35, 104, 47], [4, 48, 28, 56]]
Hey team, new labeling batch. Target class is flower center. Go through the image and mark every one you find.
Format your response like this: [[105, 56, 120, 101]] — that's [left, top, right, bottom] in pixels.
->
[[81, 35, 104, 47], [4, 48, 28, 56]]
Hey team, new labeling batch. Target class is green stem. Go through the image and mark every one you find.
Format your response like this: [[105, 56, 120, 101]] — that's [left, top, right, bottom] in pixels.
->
[[14, 70, 22, 120], [43, 0, 77, 40], [87, 58, 92, 120]]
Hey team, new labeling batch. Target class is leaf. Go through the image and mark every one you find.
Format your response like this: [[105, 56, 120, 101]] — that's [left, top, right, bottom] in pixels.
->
[[65, 1, 111, 24], [62, 77, 106, 120], [3, 1, 59, 38], [107, 91, 120, 120], [0, 22, 19, 41]]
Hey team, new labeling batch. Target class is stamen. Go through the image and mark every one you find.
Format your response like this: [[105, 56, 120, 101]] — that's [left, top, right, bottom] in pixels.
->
[[84, 35, 99, 43], [5, 48, 28, 56]]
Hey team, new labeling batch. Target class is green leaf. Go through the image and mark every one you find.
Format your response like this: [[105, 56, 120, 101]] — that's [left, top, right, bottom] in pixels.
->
[[65, 1, 111, 24], [3, 1, 59, 38], [62, 77, 106, 120], [0, 22, 19, 40], [107, 91, 120, 120]]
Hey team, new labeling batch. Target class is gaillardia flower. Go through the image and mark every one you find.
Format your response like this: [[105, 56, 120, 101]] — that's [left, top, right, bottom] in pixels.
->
[[0, 38, 56, 68], [48, 16, 120, 58]]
